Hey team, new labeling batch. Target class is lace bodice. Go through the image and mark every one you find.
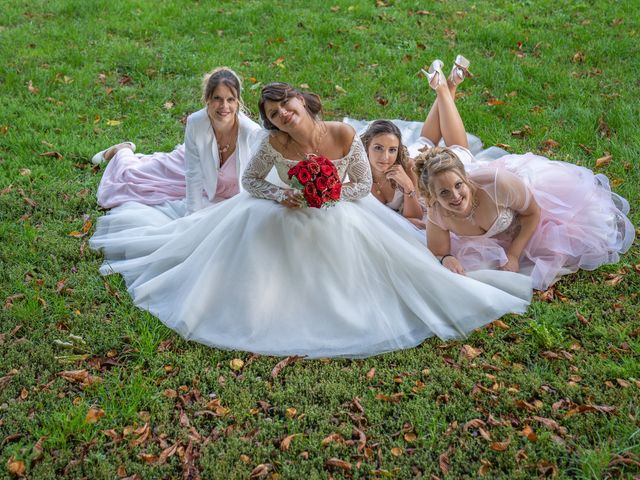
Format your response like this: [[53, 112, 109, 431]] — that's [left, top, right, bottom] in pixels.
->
[[241, 135, 372, 202], [482, 207, 517, 238]]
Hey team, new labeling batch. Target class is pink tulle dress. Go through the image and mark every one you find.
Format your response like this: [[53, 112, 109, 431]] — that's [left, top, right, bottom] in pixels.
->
[[428, 152, 635, 290], [97, 145, 186, 208]]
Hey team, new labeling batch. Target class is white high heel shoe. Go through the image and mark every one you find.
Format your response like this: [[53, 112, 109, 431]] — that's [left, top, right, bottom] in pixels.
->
[[420, 59, 446, 91], [449, 55, 471, 87]]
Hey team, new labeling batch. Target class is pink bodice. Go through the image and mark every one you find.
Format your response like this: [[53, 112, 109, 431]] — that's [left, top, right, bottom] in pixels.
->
[[213, 152, 239, 202]]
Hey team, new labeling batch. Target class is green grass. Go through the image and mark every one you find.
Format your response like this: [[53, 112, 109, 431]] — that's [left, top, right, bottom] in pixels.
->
[[1, 0, 639, 478]]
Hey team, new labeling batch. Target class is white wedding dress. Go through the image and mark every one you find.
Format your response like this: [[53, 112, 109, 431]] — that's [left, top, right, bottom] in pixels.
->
[[90, 135, 532, 358]]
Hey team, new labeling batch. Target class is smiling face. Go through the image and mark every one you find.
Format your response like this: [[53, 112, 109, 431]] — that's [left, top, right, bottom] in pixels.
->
[[263, 95, 307, 131], [367, 133, 400, 174], [206, 84, 238, 125], [432, 170, 473, 215]]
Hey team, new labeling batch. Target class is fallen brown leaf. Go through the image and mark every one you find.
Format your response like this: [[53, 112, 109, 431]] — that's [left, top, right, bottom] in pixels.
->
[[27, 80, 39, 94], [565, 404, 617, 417], [520, 425, 538, 442], [249, 463, 273, 478], [490, 438, 511, 451], [271, 355, 304, 378], [6, 457, 25, 477], [129, 423, 150, 447], [537, 460, 558, 478], [478, 459, 492, 476], [439, 448, 451, 475], [158, 442, 179, 464], [375, 392, 404, 403], [280, 434, 300, 451], [598, 115, 612, 138], [530, 416, 568, 435], [321, 432, 345, 446], [461, 344, 483, 360], [39, 151, 63, 159], [85, 407, 105, 424], [325, 457, 352, 470], [595, 154, 613, 169]]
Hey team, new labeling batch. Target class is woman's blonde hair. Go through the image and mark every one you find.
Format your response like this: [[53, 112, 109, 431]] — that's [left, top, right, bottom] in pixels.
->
[[414, 147, 475, 205]]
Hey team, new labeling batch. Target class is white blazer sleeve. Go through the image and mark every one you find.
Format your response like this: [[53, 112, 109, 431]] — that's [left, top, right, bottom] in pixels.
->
[[184, 118, 205, 214]]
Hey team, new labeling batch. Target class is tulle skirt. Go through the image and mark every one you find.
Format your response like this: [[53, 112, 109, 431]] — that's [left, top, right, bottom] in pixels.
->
[[452, 153, 635, 290], [90, 194, 532, 358], [97, 145, 186, 209]]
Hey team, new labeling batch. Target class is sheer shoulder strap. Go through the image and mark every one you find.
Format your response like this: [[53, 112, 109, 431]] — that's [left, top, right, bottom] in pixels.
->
[[341, 137, 372, 201], [471, 167, 531, 212], [241, 136, 288, 202]]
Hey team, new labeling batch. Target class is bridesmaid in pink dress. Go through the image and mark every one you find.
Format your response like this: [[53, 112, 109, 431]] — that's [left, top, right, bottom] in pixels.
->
[[93, 67, 262, 213], [415, 147, 635, 290]]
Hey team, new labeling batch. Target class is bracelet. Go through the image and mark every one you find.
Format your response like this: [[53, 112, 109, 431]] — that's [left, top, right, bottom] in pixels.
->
[[404, 189, 417, 198], [439, 254, 454, 264]]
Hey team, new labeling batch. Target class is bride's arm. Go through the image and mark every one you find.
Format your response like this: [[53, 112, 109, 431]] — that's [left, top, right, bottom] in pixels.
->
[[241, 137, 289, 202], [340, 137, 373, 201]]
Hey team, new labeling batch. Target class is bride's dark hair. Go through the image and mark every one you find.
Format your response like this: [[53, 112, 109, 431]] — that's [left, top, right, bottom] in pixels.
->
[[258, 82, 323, 130]]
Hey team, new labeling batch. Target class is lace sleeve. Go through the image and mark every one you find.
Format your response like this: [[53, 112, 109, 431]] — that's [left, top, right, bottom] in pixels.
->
[[241, 136, 288, 202], [341, 137, 372, 201]]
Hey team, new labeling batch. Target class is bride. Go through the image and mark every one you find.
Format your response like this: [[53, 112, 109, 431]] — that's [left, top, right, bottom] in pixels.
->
[[90, 82, 533, 358]]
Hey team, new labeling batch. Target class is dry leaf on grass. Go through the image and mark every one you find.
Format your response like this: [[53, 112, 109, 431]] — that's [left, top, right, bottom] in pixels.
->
[[271, 355, 304, 378]]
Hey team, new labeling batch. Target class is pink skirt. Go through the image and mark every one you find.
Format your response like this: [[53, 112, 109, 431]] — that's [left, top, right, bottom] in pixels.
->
[[452, 153, 635, 290], [97, 145, 186, 208]]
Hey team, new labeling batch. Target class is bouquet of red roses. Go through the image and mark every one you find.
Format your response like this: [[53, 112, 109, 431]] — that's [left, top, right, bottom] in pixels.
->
[[287, 154, 342, 208]]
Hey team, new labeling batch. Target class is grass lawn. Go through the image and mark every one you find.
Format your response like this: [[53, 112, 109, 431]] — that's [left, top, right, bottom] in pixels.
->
[[1, 0, 639, 478]]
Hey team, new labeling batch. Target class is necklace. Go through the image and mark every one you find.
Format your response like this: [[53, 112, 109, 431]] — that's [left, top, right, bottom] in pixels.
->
[[287, 122, 328, 160], [372, 175, 389, 196], [450, 195, 479, 224], [210, 115, 238, 157]]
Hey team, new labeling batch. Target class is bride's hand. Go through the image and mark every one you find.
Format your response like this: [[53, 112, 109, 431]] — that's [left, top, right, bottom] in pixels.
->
[[442, 255, 465, 275], [279, 189, 304, 208], [385, 165, 413, 192]]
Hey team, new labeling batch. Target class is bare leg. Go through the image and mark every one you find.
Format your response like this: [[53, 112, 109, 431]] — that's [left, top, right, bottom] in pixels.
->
[[419, 81, 460, 146], [434, 82, 468, 148]]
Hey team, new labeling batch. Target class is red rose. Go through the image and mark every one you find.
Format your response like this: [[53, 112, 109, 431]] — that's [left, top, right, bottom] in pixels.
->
[[297, 168, 312, 184], [303, 182, 316, 197], [320, 164, 334, 176], [322, 192, 332, 203], [327, 176, 337, 189], [288, 165, 300, 178], [330, 184, 341, 200], [308, 161, 320, 175], [299, 160, 309, 168], [308, 193, 323, 208], [315, 176, 328, 192]]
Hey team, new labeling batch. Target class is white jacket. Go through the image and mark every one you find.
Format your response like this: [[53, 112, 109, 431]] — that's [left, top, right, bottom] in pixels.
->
[[184, 108, 262, 213]]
